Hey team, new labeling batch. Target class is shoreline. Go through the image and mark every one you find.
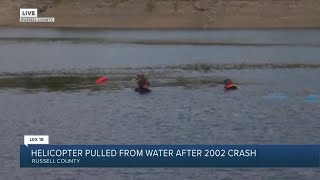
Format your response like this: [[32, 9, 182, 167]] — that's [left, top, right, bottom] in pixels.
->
[[1, 0, 320, 30], [2, 25, 320, 30]]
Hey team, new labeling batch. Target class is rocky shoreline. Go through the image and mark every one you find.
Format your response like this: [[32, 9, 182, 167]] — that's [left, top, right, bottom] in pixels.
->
[[1, 0, 320, 29]]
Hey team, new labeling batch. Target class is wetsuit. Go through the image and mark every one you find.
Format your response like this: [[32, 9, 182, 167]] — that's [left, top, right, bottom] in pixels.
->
[[135, 79, 151, 94], [134, 87, 152, 94]]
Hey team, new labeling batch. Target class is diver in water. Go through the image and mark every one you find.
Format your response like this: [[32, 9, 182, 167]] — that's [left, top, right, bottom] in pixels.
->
[[135, 73, 151, 94], [224, 79, 238, 91]]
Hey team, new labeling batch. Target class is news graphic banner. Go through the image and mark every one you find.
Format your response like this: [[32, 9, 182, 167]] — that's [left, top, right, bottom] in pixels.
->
[[21, 136, 320, 168], [20, 8, 55, 22]]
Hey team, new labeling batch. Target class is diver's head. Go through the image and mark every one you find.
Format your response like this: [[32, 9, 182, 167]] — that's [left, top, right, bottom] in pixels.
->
[[136, 74, 144, 79], [223, 79, 233, 85]]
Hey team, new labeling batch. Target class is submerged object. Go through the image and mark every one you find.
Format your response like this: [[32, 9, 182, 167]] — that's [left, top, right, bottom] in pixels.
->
[[134, 87, 152, 94], [96, 77, 109, 84], [263, 93, 288, 100], [304, 94, 320, 103]]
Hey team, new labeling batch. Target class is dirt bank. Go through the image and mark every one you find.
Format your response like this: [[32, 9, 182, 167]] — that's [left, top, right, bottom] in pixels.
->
[[1, 0, 320, 29]]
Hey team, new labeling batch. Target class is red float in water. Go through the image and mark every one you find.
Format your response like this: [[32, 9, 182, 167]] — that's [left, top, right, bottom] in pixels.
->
[[96, 77, 109, 84]]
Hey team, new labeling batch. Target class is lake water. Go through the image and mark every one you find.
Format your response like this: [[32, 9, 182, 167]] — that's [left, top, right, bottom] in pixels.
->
[[0, 28, 319, 179]]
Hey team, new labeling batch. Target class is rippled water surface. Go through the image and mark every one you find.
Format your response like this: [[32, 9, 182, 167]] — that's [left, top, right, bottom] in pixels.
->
[[0, 28, 320, 180]]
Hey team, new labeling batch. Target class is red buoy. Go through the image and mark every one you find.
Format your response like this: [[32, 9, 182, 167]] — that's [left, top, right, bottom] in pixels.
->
[[96, 77, 109, 84]]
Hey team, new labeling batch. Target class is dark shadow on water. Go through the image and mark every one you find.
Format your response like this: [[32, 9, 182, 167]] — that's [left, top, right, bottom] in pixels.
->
[[0, 76, 221, 92], [0, 63, 319, 92]]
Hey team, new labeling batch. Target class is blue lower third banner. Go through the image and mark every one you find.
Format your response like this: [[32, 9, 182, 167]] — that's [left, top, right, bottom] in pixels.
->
[[20, 145, 320, 167]]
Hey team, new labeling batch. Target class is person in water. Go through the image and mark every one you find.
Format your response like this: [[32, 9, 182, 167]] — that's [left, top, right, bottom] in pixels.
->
[[135, 73, 151, 94], [223, 79, 238, 91]]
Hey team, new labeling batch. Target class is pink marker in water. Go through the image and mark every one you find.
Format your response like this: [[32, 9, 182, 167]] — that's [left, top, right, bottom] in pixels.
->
[[96, 76, 109, 84]]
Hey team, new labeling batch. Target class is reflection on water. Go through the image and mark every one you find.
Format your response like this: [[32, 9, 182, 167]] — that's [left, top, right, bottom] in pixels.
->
[[1, 28, 320, 72], [1, 28, 320, 45], [0, 28, 320, 179]]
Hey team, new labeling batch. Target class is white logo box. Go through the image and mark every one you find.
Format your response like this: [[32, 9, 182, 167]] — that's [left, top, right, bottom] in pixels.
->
[[20, 8, 38, 18]]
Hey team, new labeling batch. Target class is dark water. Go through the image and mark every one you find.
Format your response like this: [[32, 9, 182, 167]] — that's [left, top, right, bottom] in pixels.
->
[[0, 28, 320, 179]]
